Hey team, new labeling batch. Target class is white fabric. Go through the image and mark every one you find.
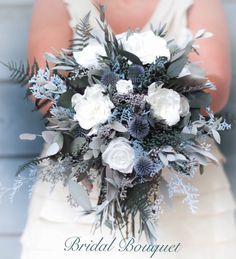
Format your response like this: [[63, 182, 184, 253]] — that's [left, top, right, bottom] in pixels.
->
[[64, 0, 193, 45], [21, 1, 236, 258]]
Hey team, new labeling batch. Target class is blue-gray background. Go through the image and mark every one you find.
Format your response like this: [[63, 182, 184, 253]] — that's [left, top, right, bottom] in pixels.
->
[[0, 0, 235, 258]]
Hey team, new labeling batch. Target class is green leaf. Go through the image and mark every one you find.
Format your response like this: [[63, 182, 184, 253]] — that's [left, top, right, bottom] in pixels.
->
[[44, 53, 62, 64], [0, 59, 39, 87], [68, 180, 92, 211], [16, 156, 51, 176], [187, 92, 212, 109], [170, 48, 186, 62], [105, 166, 118, 202], [110, 121, 127, 132], [72, 12, 92, 51], [160, 177, 173, 207], [200, 165, 204, 175], [167, 56, 188, 78], [57, 89, 75, 108], [89, 137, 103, 150], [87, 69, 103, 86], [71, 137, 86, 154], [52, 65, 75, 71], [212, 129, 221, 144], [166, 75, 210, 93], [118, 49, 142, 65], [69, 76, 89, 93], [184, 40, 194, 56], [76, 172, 87, 182], [19, 133, 37, 141], [42, 131, 64, 156], [145, 220, 158, 244], [180, 133, 196, 141], [178, 113, 191, 128], [187, 145, 218, 164]]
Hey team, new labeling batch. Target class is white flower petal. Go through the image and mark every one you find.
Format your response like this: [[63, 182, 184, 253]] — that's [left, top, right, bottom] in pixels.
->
[[73, 44, 106, 68], [116, 80, 133, 94], [72, 85, 114, 130], [146, 85, 181, 126], [118, 31, 170, 64], [102, 137, 135, 174]]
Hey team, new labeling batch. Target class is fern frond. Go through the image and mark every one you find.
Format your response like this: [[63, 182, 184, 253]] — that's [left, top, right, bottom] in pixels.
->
[[72, 12, 92, 51], [166, 75, 213, 93], [122, 182, 152, 220], [0, 59, 39, 87], [16, 156, 51, 176], [151, 23, 167, 38]]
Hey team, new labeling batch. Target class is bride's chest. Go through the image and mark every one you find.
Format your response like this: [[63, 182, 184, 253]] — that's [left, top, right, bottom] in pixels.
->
[[93, 0, 160, 33]]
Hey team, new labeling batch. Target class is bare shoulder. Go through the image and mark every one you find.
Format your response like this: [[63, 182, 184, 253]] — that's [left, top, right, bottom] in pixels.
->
[[28, 0, 72, 64], [188, 0, 228, 33], [31, 0, 71, 32], [187, 0, 231, 112]]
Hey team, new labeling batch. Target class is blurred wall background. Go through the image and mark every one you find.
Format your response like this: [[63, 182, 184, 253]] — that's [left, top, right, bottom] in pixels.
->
[[0, 1, 44, 258], [0, 0, 235, 258]]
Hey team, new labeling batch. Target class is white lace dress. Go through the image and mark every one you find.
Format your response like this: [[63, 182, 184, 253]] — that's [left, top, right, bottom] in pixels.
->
[[20, 0, 236, 258]]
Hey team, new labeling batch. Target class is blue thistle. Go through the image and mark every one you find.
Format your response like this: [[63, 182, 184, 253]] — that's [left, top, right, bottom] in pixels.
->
[[129, 116, 150, 139], [134, 157, 154, 177], [128, 65, 145, 85], [101, 71, 119, 87]]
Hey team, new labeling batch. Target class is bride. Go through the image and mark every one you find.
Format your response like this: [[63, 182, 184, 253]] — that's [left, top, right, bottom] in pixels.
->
[[21, 0, 236, 258]]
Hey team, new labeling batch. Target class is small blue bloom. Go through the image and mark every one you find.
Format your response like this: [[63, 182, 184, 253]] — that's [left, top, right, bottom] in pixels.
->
[[134, 157, 154, 177], [101, 71, 119, 87], [129, 116, 150, 139], [128, 65, 145, 86]]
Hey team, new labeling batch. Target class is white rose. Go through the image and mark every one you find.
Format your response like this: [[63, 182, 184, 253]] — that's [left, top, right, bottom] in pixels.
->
[[117, 31, 170, 64], [102, 137, 135, 174], [72, 84, 114, 130], [73, 43, 106, 68], [146, 83, 185, 126], [116, 80, 133, 94]]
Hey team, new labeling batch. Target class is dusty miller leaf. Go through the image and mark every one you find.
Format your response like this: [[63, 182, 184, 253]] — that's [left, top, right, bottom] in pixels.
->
[[19, 133, 37, 141]]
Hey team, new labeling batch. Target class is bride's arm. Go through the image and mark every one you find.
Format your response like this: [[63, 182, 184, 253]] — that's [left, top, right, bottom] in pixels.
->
[[28, 0, 72, 113], [28, 0, 72, 65], [188, 0, 231, 113]]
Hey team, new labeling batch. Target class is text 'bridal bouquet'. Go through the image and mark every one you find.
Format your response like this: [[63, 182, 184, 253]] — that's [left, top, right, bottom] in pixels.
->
[[1, 6, 231, 243]]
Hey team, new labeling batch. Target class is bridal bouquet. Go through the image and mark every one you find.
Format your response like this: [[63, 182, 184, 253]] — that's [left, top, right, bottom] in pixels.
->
[[1, 7, 231, 243]]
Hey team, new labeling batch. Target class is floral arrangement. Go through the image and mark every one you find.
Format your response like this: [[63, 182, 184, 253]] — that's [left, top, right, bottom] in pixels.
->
[[1, 7, 231, 243]]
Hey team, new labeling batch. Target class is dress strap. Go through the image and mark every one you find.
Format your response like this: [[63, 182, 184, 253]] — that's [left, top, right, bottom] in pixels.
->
[[144, 0, 194, 44], [64, 0, 194, 46], [64, 0, 100, 30]]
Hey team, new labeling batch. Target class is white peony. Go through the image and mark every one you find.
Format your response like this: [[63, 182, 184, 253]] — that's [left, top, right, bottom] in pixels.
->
[[73, 43, 106, 68], [102, 137, 135, 174], [146, 83, 189, 126], [117, 31, 170, 64], [116, 80, 133, 95], [71, 84, 114, 130]]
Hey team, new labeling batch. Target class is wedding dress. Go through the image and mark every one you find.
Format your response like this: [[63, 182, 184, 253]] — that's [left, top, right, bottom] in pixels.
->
[[20, 0, 236, 258]]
